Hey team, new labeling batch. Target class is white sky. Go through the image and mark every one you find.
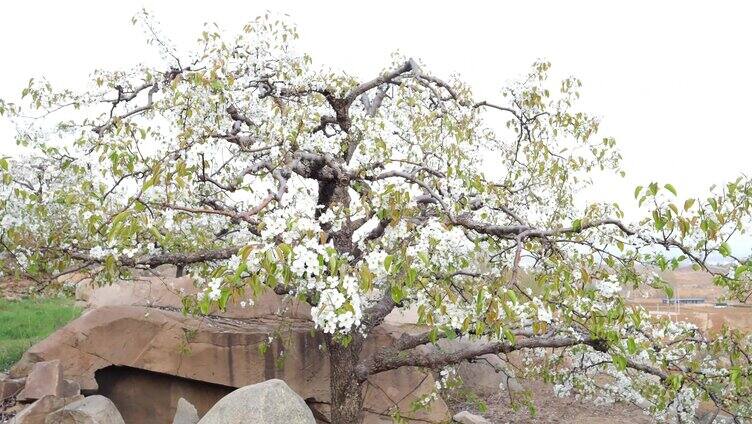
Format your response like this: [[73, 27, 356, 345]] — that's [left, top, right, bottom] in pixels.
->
[[1, 1, 750, 233]]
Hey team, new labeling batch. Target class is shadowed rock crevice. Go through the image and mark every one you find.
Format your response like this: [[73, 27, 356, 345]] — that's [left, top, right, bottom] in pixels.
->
[[94, 366, 234, 424]]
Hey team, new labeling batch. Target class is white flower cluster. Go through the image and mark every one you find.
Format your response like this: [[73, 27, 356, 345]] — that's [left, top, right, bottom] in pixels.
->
[[593, 275, 622, 298], [407, 219, 475, 272], [192, 275, 224, 301], [310, 275, 362, 334], [206, 278, 222, 301]]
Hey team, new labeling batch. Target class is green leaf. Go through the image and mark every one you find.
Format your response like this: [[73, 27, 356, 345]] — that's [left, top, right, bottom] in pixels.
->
[[384, 255, 393, 272], [612, 354, 627, 371], [199, 299, 210, 315], [683, 198, 695, 211], [663, 284, 674, 299], [719, 242, 732, 257], [634, 186, 643, 199], [503, 328, 516, 344], [664, 184, 677, 196], [218, 289, 231, 311], [390, 285, 404, 303], [627, 338, 637, 354]]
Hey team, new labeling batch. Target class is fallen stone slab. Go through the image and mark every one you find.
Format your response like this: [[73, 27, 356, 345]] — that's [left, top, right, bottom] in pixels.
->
[[197, 379, 314, 424], [9, 394, 83, 424], [44, 395, 125, 424], [16, 360, 64, 401]]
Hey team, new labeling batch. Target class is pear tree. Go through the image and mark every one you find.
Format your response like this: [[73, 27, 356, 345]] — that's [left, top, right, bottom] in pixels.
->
[[1, 13, 752, 423]]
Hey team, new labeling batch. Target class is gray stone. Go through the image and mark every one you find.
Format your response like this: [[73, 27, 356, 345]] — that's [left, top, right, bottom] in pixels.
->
[[453, 411, 492, 424], [456, 353, 523, 395], [197, 379, 314, 424], [44, 395, 125, 424], [172, 397, 199, 424]]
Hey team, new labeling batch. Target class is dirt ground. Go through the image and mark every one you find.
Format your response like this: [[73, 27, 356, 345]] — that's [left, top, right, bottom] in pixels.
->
[[0, 277, 35, 300], [446, 381, 655, 424]]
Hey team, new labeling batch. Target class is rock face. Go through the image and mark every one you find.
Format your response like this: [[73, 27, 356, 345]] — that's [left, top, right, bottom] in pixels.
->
[[10, 305, 450, 424], [172, 397, 199, 424], [197, 379, 314, 424], [44, 395, 125, 424], [9, 394, 83, 424]]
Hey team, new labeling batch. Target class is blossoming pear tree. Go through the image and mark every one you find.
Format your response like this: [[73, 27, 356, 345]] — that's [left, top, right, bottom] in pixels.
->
[[2, 13, 752, 423]]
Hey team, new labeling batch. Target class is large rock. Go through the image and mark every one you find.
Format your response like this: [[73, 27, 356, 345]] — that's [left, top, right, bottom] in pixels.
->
[[455, 353, 523, 396], [9, 394, 83, 424], [10, 306, 449, 424], [172, 397, 199, 424], [385, 307, 521, 397], [435, 338, 523, 397], [197, 379, 314, 424], [44, 395, 124, 424]]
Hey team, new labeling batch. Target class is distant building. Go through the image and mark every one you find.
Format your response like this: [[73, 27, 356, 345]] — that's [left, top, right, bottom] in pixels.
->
[[662, 297, 706, 305]]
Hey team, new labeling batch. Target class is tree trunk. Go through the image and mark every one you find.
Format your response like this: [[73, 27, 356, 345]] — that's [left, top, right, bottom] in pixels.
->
[[327, 337, 364, 424]]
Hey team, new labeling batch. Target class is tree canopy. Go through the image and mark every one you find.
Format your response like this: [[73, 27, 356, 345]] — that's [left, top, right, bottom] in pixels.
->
[[1, 12, 752, 423]]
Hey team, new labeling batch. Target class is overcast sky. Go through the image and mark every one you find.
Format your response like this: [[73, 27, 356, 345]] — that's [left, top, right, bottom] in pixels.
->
[[1, 1, 750, 228]]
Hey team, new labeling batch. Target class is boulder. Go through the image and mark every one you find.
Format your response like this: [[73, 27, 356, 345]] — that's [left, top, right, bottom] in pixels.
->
[[0, 374, 25, 400], [436, 338, 523, 397], [44, 395, 124, 424], [198, 379, 314, 424], [9, 394, 83, 424], [452, 411, 491, 424], [172, 397, 199, 424], [455, 353, 523, 396], [16, 360, 64, 401], [11, 306, 450, 424], [74, 279, 95, 303], [385, 307, 523, 397]]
